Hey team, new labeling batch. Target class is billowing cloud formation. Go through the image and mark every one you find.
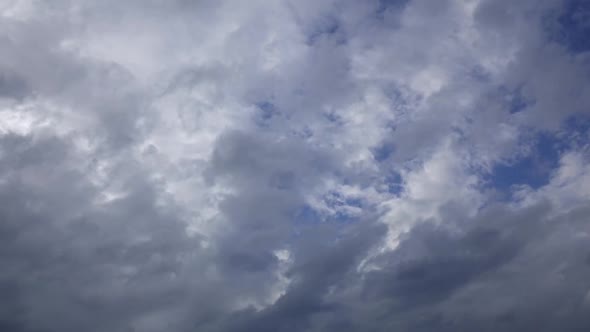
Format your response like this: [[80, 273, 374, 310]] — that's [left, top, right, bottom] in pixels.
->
[[1, 0, 590, 331]]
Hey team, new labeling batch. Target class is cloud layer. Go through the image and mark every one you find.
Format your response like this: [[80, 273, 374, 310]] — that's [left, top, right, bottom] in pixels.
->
[[1, 0, 590, 331]]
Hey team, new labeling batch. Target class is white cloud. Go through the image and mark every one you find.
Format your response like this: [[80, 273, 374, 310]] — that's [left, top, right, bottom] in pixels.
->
[[1, 0, 590, 330]]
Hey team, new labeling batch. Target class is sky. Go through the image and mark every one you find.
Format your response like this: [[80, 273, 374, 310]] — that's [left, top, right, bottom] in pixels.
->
[[1, 0, 590, 331]]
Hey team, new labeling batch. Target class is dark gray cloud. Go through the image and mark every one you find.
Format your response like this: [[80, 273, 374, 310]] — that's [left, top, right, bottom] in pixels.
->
[[187, 200, 590, 332], [0, 133, 202, 331], [1, 0, 590, 331], [0, 69, 29, 100]]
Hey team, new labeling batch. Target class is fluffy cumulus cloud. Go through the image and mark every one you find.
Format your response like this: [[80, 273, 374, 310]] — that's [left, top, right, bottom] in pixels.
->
[[1, 0, 590, 331]]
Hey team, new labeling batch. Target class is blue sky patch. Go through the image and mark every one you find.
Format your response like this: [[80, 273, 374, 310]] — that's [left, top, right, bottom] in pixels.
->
[[485, 118, 590, 192], [376, 0, 410, 16], [484, 134, 560, 191], [306, 16, 345, 45], [507, 89, 530, 114], [254, 101, 279, 128], [256, 101, 277, 120], [372, 142, 395, 162], [383, 171, 404, 195], [294, 204, 323, 225], [496, 85, 534, 114], [549, 0, 590, 53]]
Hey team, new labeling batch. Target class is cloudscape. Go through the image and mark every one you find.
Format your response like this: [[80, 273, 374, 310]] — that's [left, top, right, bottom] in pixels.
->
[[1, 0, 590, 331]]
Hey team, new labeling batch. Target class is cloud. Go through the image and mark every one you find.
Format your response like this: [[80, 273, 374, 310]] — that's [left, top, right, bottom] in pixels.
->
[[1, 0, 590, 331]]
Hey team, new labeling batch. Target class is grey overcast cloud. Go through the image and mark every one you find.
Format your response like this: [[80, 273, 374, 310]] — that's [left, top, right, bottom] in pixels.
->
[[1, 0, 590, 331]]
